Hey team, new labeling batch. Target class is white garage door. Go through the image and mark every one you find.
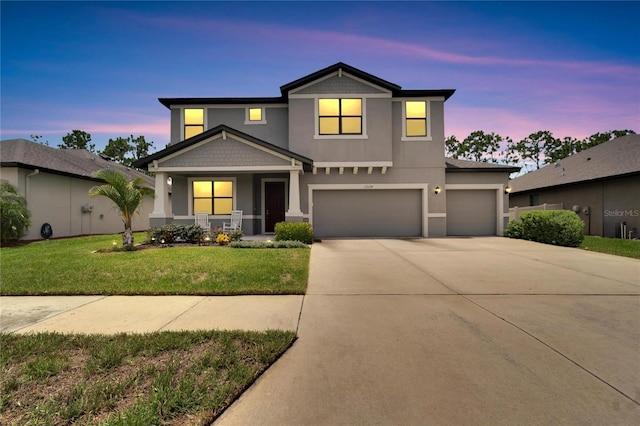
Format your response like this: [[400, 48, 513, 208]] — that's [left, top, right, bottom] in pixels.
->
[[313, 189, 422, 238], [447, 190, 496, 236]]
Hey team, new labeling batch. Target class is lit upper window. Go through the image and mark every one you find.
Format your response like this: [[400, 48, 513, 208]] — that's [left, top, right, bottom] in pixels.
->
[[184, 108, 204, 139], [248, 108, 262, 121], [193, 180, 233, 215], [405, 101, 427, 137], [319, 98, 362, 135]]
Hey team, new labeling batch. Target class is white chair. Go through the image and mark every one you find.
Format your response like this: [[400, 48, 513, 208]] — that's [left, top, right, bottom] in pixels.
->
[[194, 212, 211, 232], [223, 210, 243, 232]]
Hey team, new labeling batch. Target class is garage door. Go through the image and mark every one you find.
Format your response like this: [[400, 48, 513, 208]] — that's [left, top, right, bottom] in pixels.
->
[[447, 190, 496, 236], [313, 189, 422, 238]]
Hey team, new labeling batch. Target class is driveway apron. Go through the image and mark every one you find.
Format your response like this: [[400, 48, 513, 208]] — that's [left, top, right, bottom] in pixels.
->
[[216, 237, 640, 425]]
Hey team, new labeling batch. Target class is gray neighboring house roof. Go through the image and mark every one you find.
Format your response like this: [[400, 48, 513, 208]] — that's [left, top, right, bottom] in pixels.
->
[[0, 139, 154, 186], [445, 158, 520, 173], [509, 134, 640, 193]]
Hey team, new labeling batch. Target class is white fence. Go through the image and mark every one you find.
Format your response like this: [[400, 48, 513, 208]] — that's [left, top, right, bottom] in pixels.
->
[[509, 203, 564, 221]]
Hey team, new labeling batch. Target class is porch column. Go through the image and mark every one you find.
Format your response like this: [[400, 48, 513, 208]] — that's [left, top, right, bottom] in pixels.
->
[[150, 172, 172, 219], [286, 169, 303, 221]]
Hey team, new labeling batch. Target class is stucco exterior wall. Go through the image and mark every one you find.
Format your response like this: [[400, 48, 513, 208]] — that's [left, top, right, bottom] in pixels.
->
[[288, 97, 393, 163], [509, 175, 640, 237], [7, 168, 152, 240]]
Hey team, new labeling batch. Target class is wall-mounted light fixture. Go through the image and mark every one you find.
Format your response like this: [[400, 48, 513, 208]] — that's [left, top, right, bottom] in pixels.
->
[[504, 186, 512, 194], [434, 186, 441, 195]]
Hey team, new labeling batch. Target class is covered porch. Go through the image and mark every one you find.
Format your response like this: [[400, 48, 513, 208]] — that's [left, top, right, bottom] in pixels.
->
[[133, 125, 313, 235]]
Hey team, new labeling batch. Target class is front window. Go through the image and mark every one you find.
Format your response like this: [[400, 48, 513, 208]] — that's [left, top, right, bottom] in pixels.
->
[[318, 98, 362, 135], [245, 107, 266, 124], [193, 180, 233, 215], [405, 101, 427, 137], [184, 108, 204, 139]]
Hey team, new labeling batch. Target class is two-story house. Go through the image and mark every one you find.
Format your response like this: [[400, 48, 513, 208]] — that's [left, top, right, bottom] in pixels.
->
[[134, 62, 518, 238]]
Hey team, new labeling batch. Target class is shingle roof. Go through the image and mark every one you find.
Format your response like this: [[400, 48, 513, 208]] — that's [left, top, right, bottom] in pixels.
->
[[0, 139, 154, 186], [445, 158, 520, 173], [132, 125, 313, 171], [158, 62, 455, 109], [509, 134, 640, 193]]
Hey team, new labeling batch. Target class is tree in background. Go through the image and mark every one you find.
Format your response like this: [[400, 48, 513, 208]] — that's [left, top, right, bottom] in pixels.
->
[[30, 134, 49, 146], [89, 169, 154, 247], [508, 130, 557, 170], [446, 130, 510, 163], [59, 130, 95, 152], [0, 182, 31, 244], [447, 129, 636, 173], [100, 135, 155, 167]]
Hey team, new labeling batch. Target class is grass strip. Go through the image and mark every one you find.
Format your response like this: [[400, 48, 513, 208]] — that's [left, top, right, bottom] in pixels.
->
[[1, 233, 310, 295], [0, 330, 296, 425], [580, 235, 640, 259]]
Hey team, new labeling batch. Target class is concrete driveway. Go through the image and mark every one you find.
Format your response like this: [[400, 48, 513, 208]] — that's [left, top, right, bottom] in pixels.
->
[[216, 237, 640, 425]]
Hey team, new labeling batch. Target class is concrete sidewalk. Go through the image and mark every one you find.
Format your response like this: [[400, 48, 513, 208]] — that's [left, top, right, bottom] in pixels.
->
[[216, 237, 640, 425], [0, 295, 304, 334]]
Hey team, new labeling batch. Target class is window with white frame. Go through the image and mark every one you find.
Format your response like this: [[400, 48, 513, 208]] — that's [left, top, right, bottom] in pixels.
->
[[402, 100, 431, 140], [318, 98, 362, 135], [184, 108, 204, 139], [245, 107, 266, 124], [192, 180, 233, 215]]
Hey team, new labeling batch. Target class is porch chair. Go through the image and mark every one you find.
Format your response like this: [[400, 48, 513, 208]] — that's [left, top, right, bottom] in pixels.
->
[[223, 210, 243, 232], [194, 212, 211, 232]]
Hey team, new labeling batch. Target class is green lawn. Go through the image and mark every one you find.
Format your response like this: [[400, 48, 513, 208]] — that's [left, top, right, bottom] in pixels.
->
[[580, 235, 640, 259], [0, 330, 295, 425], [0, 233, 310, 295]]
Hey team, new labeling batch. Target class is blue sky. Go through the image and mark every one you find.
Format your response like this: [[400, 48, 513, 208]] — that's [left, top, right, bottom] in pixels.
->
[[2, 1, 638, 153]]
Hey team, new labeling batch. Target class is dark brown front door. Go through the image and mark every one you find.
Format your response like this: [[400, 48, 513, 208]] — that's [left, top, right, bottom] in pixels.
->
[[265, 181, 286, 233]]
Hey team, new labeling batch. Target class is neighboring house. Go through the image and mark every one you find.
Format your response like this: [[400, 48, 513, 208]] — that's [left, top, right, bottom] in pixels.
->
[[0, 139, 154, 240], [134, 62, 517, 238], [509, 134, 640, 238]]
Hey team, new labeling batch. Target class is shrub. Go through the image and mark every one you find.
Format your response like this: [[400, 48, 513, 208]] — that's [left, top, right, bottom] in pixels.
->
[[147, 223, 204, 244], [228, 229, 243, 241], [506, 210, 584, 247], [274, 222, 313, 244], [216, 234, 231, 245], [230, 240, 309, 249], [0, 182, 31, 243]]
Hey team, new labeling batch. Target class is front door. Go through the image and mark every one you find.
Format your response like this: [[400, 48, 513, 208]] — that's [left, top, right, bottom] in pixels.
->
[[264, 181, 286, 233]]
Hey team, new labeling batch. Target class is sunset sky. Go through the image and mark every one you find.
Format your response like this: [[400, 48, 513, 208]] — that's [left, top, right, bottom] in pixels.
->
[[1, 1, 638, 154]]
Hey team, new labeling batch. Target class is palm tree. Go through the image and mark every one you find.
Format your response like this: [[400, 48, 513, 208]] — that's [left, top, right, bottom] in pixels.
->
[[89, 169, 154, 247]]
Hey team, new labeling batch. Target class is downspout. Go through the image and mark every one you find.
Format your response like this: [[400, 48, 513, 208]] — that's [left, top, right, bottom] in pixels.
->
[[25, 169, 40, 204]]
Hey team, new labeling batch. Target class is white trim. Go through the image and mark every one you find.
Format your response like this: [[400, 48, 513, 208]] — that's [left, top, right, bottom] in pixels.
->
[[244, 107, 267, 125], [307, 183, 430, 238], [153, 166, 303, 173], [428, 213, 447, 218], [314, 96, 368, 139], [172, 104, 288, 109], [187, 177, 237, 217], [261, 178, 289, 234], [393, 97, 445, 102], [314, 161, 393, 168], [287, 70, 393, 97], [180, 107, 208, 141], [445, 183, 506, 236], [401, 100, 432, 141]]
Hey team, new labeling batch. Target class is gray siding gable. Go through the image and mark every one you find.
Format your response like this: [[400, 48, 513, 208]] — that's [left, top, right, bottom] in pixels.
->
[[294, 74, 387, 95], [160, 136, 291, 168]]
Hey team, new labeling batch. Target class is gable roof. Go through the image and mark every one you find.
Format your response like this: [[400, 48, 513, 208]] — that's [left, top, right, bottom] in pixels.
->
[[1, 139, 154, 186], [158, 62, 455, 109], [510, 134, 640, 193], [445, 158, 520, 173], [132, 125, 313, 171]]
